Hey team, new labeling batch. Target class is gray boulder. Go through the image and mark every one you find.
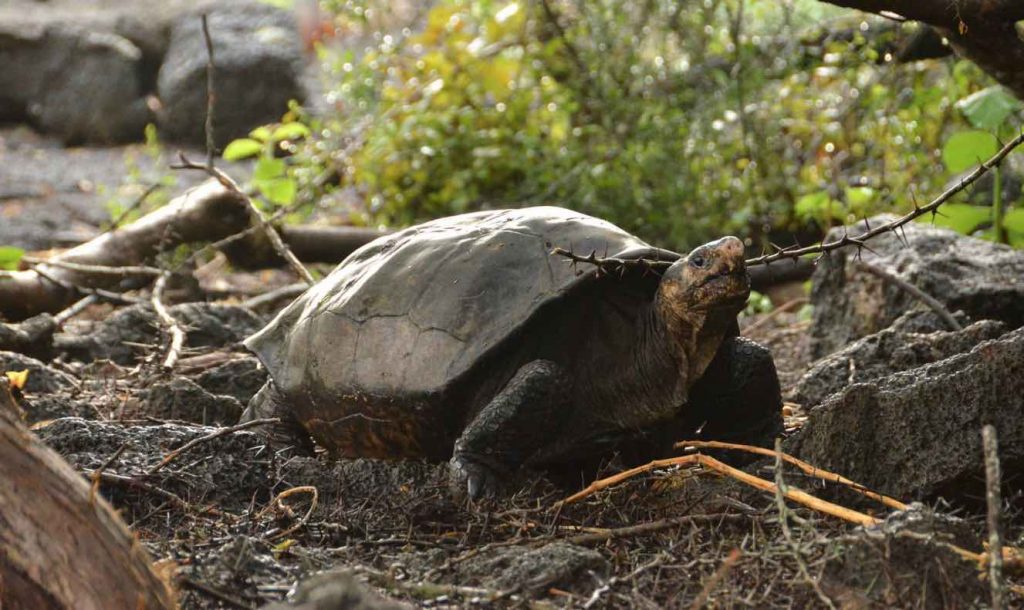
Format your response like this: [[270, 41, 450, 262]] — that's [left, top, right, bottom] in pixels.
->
[[157, 1, 307, 146], [0, 23, 150, 143], [792, 311, 1006, 408], [822, 505, 988, 609], [788, 326, 1024, 500], [809, 215, 1024, 358]]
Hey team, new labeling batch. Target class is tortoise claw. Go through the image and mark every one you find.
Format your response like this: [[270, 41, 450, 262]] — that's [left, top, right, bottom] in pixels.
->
[[449, 454, 500, 500]]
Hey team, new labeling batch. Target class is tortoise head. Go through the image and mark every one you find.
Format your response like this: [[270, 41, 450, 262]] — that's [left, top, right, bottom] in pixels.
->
[[655, 235, 753, 360]]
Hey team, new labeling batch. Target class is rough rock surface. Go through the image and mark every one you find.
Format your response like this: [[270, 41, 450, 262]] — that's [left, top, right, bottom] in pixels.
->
[[791, 311, 1006, 407], [823, 505, 988, 609], [453, 542, 607, 596], [261, 570, 411, 610], [0, 23, 150, 143], [157, 1, 306, 145], [130, 376, 244, 425], [196, 356, 268, 405], [788, 326, 1024, 500], [809, 215, 1024, 358], [58, 303, 265, 364]]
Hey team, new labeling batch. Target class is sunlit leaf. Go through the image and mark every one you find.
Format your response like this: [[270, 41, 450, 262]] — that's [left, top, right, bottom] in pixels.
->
[[5, 369, 29, 390], [223, 138, 263, 161], [249, 126, 273, 142], [942, 130, 999, 173], [0, 246, 25, 270], [955, 86, 1021, 131], [254, 157, 287, 181], [271, 122, 311, 142], [1003, 208, 1024, 235], [255, 177, 296, 206]]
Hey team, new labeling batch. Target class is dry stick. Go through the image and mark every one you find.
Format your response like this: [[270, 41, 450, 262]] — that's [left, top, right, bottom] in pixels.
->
[[103, 184, 160, 235], [566, 512, 748, 546], [675, 439, 907, 511], [855, 261, 962, 331], [743, 296, 809, 335], [261, 485, 319, 541], [240, 282, 307, 310], [584, 553, 666, 609], [558, 453, 881, 527], [773, 438, 838, 610], [147, 417, 280, 475], [91, 471, 192, 511], [89, 442, 129, 507], [150, 272, 185, 369], [23, 256, 164, 277], [687, 548, 742, 610], [172, 14, 315, 287], [983, 425, 1005, 610]]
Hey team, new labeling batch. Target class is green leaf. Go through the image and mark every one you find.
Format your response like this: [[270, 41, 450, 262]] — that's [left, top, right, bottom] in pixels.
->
[[253, 157, 287, 181], [795, 191, 840, 222], [249, 126, 273, 142], [925, 203, 990, 235], [254, 177, 296, 206], [955, 86, 1021, 131], [942, 130, 999, 173], [1003, 208, 1024, 234], [271, 122, 311, 142], [223, 138, 263, 161], [0, 246, 24, 270]]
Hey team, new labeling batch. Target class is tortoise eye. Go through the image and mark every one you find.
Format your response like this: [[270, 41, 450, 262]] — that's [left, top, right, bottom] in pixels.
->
[[689, 254, 707, 269]]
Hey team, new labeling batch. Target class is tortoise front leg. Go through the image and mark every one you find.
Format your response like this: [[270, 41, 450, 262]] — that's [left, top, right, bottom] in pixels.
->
[[242, 381, 316, 455], [449, 359, 571, 499]]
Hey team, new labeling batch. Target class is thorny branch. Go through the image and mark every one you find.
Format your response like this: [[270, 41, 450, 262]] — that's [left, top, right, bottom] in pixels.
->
[[553, 128, 1024, 270]]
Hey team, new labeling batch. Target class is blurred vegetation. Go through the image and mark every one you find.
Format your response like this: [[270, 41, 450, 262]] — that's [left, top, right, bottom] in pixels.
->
[[233, 0, 1024, 253]]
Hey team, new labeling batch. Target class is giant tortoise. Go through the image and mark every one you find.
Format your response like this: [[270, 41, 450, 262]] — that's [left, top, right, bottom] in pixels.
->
[[243, 207, 782, 497]]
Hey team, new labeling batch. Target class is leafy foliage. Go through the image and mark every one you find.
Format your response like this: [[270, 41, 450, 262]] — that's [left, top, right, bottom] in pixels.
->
[[231, 0, 1024, 253]]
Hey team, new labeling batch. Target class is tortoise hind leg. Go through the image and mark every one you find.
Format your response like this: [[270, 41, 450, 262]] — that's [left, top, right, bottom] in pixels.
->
[[242, 381, 316, 455], [450, 359, 571, 499]]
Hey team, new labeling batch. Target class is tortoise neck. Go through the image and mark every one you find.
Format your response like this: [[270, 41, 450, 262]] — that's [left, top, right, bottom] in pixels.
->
[[645, 299, 735, 393]]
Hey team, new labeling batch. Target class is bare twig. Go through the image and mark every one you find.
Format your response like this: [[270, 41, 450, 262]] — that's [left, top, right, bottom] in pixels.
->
[[53, 294, 99, 326], [148, 417, 280, 475], [90, 471, 191, 511], [170, 15, 315, 287], [688, 548, 742, 610], [150, 272, 185, 370], [103, 184, 160, 234], [240, 282, 307, 310], [89, 442, 129, 507], [743, 296, 809, 335], [773, 438, 837, 610], [260, 485, 319, 541], [557, 453, 881, 527], [551, 246, 672, 275], [566, 512, 748, 546], [23, 256, 164, 277], [675, 439, 907, 511], [584, 554, 666, 608], [201, 13, 216, 168], [983, 425, 1005, 609], [179, 576, 252, 609], [855, 261, 962, 330]]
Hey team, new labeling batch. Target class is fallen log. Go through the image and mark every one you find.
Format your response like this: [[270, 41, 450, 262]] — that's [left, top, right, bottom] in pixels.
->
[[0, 179, 250, 321], [0, 379, 176, 610]]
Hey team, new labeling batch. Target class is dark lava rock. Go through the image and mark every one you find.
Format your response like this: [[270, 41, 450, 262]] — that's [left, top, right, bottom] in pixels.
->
[[0, 23, 150, 143], [262, 570, 411, 610], [791, 312, 1006, 408], [36, 417, 272, 510], [822, 505, 987, 609], [0, 351, 76, 393], [157, 1, 306, 145], [788, 326, 1024, 501], [133, 376, 243, 425], [455, 542, 607, 596], [809, 215, 1024, 358], [59, 303, 265, 364], [196, 355, 268, 404]]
